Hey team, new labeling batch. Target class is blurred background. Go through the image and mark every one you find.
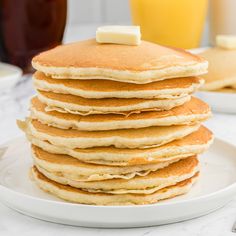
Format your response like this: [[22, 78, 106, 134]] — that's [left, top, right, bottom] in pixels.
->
[[0, 0, 214, 73], [66, 0, 209, 46], [2, 0, 235, 73]]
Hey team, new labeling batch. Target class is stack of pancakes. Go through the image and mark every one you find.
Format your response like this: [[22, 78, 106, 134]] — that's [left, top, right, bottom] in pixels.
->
[[19, 39, 213, 205]]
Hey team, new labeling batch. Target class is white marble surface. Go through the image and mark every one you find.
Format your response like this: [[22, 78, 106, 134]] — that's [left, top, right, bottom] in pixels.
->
[[0, 76, 236, 236]]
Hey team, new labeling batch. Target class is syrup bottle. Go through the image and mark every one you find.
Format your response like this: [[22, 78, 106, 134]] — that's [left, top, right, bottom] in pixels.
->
[[0, 0, 67, 72]]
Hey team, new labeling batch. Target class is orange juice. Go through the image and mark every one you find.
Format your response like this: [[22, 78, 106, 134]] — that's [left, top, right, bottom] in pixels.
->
[[130, 0, 208, 49]]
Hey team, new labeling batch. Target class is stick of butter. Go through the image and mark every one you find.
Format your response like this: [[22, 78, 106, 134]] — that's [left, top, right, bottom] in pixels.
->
[[216, 35, 236, 49], [96, 25, 141, 46]]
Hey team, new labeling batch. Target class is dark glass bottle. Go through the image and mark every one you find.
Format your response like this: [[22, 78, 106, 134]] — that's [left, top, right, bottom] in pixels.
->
[[0, 0, 67, 72]]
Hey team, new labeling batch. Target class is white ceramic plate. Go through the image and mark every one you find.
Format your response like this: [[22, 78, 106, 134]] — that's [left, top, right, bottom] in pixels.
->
[[0, 137, 236, 228], [190, 47, 236, 114], [196, 90, 236, 114], [0, 62, 22, 91]]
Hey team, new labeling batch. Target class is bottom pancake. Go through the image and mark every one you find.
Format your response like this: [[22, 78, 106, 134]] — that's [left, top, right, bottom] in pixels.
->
[[31, 167, 199, 205]]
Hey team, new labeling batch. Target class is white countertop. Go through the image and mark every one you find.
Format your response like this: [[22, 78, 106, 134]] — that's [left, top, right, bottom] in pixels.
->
[[1, 26, 236, 236]]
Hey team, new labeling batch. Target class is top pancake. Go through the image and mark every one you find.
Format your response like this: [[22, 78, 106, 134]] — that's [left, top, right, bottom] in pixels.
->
[[33, 71, 204, 99], [32, 39, 208, 84], [199, 48, 236, 90]]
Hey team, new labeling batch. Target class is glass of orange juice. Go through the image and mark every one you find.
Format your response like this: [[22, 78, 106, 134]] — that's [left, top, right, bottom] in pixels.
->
[[130, 0, 208, 49]]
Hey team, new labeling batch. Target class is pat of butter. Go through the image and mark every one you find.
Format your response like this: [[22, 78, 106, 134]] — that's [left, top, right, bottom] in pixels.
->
[[216, 35, 236, 49], [96, 25, 141, 46]]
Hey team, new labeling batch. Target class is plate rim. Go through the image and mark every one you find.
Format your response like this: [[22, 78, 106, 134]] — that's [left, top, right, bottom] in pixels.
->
[[197, 90, 236, 96]]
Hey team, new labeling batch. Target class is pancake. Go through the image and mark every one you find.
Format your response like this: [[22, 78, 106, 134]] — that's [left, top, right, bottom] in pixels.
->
[[30, 96, 211, 131], [32, 145, 189, 181], [20, 119, 200, 149], [34, 156, 199, 194], [37, 90, 191, 115], [216, 88, 236, 93], [33, 71, 204, 99], [198, 48, 236, 90], [31, 166, 199, 205], [26, 126, 213, 166], [32, 39, 207, 84]]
